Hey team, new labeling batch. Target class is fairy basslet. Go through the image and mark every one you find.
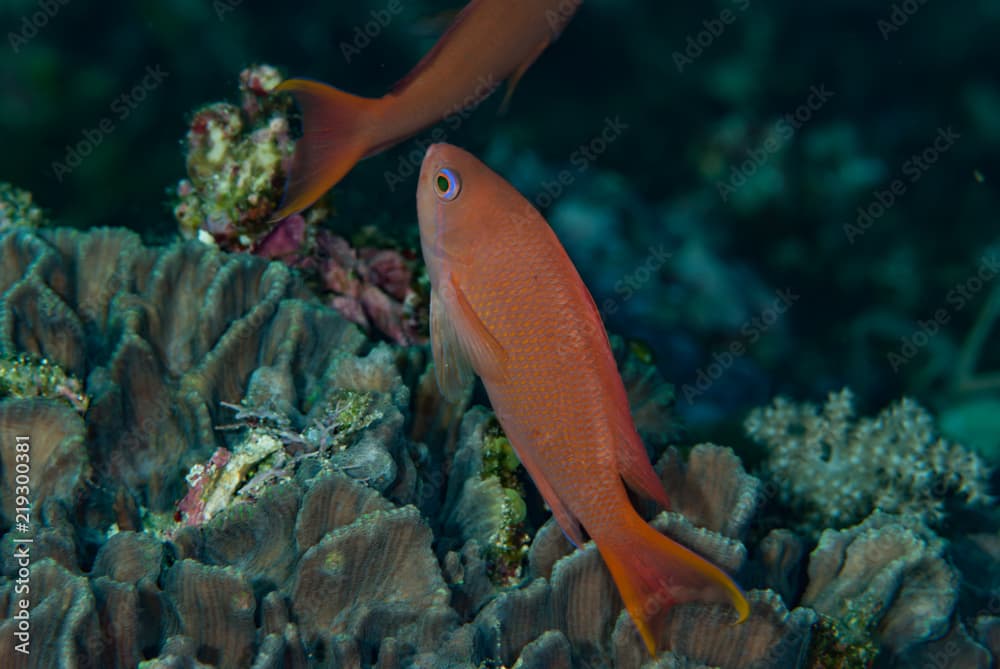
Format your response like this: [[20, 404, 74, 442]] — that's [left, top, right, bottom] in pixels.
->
[[416, 143, 749, 655], [271, 0, 581, 220]]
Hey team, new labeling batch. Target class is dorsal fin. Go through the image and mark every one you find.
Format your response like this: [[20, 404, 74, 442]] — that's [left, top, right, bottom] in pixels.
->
[[498, 37, 550, 114], [389, 1, 479, 95]]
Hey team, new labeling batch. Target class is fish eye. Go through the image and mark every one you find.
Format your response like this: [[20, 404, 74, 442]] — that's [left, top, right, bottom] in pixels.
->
[[434, 168, 461, 201]]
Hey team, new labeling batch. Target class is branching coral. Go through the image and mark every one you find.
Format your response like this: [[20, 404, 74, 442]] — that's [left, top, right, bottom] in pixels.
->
[[0, 183, 45, 231], [745, 388, 991, 531], [0, 353, 88, 413]]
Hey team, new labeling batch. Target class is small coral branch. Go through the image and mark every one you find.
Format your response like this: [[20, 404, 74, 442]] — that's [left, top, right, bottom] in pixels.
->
[[175, 390, 382, 528], [0, 182, 46, 230], [174, 64, 294, 249], [745, 388, 992, 532], [0, 353, 89, 413]]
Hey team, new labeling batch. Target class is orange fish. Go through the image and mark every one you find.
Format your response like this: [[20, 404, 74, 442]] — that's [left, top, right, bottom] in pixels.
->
[[417, 143, 749, 655], [271, 0, 581, 220]]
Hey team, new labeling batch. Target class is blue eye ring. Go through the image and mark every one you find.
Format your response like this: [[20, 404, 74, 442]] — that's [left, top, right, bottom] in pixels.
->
[[435, 168, 461, 201]]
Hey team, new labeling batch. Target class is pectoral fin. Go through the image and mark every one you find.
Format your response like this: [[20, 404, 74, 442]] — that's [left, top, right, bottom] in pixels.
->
[[430, 275, 508, 399], [443, 273, 508, 383], [431, 288, 474, 401]]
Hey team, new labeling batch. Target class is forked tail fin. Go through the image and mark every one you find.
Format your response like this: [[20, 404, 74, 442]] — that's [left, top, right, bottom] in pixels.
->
[[597, 512, 749, 655], [270, 79, 381, 221]]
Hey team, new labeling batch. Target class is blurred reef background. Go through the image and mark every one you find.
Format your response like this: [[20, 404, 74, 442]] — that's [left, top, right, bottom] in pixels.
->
[[1, 0, 999, 667]]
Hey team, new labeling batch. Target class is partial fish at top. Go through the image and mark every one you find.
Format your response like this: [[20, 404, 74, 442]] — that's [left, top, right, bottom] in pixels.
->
[[271, 0, 582, 220]]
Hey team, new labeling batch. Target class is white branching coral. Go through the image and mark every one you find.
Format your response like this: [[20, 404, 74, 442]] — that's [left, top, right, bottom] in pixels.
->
[[745, 388, 991, 530]]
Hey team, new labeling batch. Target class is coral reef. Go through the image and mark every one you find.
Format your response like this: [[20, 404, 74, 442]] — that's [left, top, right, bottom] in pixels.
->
[[176, 367, 388, 528], [0, 399, 88, 527], [174, 64, 294, 250], [745, 388, 992, 531], [5, 0, 999, 663], [172, 67, 427, 345], [803, 513, 954, 658], [440, 409, 531, 587], [0, 226, 995, 668], [799, 511, 995, 667], [298, 223, 426, 345], [0, 353, 88, 412], [0, 225, 375, 519], [242, 214, 427, 345]]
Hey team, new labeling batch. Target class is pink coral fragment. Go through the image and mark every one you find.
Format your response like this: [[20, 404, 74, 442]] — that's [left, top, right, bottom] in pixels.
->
[[255, 214, 306, 259], [176, 447, 232, 527]]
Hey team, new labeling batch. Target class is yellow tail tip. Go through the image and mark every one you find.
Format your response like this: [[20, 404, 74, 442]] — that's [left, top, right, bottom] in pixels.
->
[[633, 588, 749, 655], [599, 515, 751, 656], [729, 594, 751, 630]]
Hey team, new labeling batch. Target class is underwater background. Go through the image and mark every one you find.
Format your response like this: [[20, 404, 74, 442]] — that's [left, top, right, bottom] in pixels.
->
[[1, 0, 999, 667]]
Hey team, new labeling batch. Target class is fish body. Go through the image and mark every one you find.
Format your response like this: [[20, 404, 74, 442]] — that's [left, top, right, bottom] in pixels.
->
[[417, 143, 748, 655], [272, 0, 580, 220]]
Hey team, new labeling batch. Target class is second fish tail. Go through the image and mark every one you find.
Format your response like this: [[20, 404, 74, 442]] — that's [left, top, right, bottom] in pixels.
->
[[271, 78, 383, 220]]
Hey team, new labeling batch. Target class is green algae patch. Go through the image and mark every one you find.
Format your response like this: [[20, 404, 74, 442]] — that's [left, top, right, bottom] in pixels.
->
[[0, 353, 88, 413]]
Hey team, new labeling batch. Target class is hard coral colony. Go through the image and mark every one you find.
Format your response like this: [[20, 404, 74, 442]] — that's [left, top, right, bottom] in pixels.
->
[[0, 224, 995, 667]]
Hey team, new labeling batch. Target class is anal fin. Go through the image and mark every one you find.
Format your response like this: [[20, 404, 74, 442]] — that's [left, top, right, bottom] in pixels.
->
[[616, 426, 671, 511], [507, 432, 585, 547]]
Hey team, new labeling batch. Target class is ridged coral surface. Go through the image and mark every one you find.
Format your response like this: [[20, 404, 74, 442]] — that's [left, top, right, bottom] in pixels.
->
[[0, 228, 995, 668]]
